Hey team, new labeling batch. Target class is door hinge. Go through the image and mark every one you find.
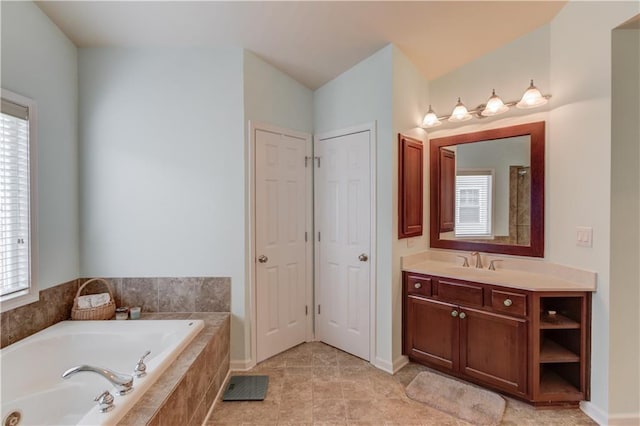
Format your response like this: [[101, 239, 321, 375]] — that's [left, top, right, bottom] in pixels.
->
[[318, 231, 321, 242], [305, 231, 308, 242], [318, 304, 321, 315], [305, 156, 313, 168], [315, 156, 321, 167], [305, 305, 308, 316]]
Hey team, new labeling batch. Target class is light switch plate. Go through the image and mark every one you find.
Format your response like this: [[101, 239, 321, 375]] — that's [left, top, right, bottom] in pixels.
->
[[576, 226, 593, 247]]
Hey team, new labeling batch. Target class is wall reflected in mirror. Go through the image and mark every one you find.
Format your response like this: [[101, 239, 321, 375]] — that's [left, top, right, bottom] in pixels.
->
[[439, 136, 531, 246]]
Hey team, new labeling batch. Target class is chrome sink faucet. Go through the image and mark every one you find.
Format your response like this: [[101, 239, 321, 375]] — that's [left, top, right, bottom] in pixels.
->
[[62, 365, 134, 395], [470, 252, 483, 269]]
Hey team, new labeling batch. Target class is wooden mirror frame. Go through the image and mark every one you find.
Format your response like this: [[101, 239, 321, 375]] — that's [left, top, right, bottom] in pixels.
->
[[429, 121, 545, 257]]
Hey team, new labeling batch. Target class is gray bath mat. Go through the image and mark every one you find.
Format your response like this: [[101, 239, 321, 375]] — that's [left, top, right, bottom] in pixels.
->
[[222, 375, 269, 401], [405, 371, 505, 425]]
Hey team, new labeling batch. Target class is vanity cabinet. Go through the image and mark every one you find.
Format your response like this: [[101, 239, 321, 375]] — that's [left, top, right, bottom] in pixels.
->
[[402, 271, 591, 405]]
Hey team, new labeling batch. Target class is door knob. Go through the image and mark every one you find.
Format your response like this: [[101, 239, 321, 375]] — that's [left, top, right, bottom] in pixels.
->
[[258, 255, 268, 263], [358, 254, 368, 262]]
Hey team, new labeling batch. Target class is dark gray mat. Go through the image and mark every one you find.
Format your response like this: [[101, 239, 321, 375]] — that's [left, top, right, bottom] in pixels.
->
[[222, 375, 269, 401]]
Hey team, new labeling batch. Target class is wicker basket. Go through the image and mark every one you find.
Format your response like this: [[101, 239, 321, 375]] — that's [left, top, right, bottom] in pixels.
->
[[71, 278, 116, 320]]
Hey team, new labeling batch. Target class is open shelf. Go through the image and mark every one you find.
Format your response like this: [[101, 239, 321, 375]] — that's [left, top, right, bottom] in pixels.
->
[[540, 339, 580, 363], [540, 313, 580, 329], [539, 368, 583, 398]]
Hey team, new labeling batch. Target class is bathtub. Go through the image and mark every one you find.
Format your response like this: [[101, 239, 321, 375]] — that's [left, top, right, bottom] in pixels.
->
[[0, 319, 204, 426]]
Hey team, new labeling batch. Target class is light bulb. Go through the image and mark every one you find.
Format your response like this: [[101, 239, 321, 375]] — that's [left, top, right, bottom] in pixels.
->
[[422, 105, 442, 127], [481, 89, 509, 116], [516, 80, 548, 109], [448, 98, 472, 122]]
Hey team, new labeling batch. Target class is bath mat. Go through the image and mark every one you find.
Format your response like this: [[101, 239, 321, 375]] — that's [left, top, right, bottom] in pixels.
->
[[405, 371, 505, 425], [222, 375, 269, 401]]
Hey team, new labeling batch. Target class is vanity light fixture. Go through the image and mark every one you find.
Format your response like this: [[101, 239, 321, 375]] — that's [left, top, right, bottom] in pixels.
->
[[422, 105, 442, 127], [422, 80, 551, 128], [481, 89, 509, 116], [516, 79, 548, 109], [448, 98, 473, 122]]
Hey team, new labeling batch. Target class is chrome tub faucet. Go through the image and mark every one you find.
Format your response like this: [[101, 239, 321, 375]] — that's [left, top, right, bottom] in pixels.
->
[[62, 365, 134, 395]]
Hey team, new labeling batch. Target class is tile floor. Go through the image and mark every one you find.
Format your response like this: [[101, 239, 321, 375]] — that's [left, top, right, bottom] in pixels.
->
[[207, 342, 596, 425]]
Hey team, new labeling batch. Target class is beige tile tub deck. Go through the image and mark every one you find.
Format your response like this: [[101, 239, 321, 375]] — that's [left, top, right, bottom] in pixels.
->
[[117, 312, 230, 426]]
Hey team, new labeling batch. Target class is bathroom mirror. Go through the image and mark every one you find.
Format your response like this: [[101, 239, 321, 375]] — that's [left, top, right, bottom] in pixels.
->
[[429, 122, 545, 257]]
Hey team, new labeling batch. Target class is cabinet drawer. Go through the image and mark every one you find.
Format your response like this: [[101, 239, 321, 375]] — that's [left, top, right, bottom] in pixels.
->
[[406, 274, 432, 297], [490, 289, 527, 317], [436, 280, 483, 307]]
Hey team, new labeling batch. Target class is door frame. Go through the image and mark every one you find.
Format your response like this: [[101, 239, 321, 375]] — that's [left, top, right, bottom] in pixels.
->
[[313, 121, 377, 363], [248, 120, 313, 369]]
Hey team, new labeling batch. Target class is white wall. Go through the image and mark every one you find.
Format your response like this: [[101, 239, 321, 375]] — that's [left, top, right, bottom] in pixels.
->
[[1, 1, 79, 289], [611, 26, 640, 421], [549, 2, 638, 422], [391, 46, 430, 363], [314, 45, 395, 367], [243, 51, 313, 133], [613, 22, 640, 423], [78, 48, 247, 360]]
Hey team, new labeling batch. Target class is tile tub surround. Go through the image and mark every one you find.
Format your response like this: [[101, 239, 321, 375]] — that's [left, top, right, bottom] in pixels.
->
[[80, 277, 231, 313], [117, 312, 230, 426], [0, 278, 79, 348]]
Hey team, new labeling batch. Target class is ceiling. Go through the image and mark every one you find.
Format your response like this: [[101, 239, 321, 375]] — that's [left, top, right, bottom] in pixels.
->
[[36, 1, 567, 90]]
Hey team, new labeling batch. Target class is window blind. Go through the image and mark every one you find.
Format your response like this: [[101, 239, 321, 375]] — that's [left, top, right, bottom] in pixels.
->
[[0, 99, 31, 297], [455, 171, 492, 237]]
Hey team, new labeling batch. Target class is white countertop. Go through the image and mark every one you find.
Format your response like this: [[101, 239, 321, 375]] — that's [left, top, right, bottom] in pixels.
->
[[402, 252, 597, 292]]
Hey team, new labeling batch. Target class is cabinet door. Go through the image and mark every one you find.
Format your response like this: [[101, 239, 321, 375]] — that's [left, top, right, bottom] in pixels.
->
[[460, 307, 528, 395], [439, 148, 455, 233], [398, 134, 423, 238], [406, 296, 458, 371]]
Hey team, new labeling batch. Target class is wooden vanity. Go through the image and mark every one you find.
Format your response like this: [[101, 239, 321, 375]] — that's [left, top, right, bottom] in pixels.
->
[[402, 264, 593, 406]]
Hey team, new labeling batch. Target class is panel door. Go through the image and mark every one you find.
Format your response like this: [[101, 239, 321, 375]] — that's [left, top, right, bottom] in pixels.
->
[[405, 296, 459, 371], [460, 307, 528, 395], [315, 130, 371, 360], [398, 134, 423, 238], [255, 129, 310, 363]]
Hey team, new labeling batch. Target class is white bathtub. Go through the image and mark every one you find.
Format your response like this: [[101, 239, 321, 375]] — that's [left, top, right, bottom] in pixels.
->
[[0, 319, 204, 426]]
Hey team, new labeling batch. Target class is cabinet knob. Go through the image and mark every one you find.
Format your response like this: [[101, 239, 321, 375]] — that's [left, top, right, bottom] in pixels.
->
[[503, 299, 513, 307], [459, 312, 467, 319], [414, 283, 422, 289], [451, 310, 458, 317]]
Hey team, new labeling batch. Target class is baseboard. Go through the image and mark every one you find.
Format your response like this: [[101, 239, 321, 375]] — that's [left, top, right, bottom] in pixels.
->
[[580, 401, 609, 425], [371, 356, 394, 373], [371, 355, 409, 374], [392, 355, 409, 373], [229, 358, 254, 371], [608, 412, 640, 426]]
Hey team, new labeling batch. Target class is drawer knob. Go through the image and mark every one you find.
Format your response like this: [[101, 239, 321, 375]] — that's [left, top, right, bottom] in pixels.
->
[[451, 310, 458, 317], [459, 312, 467, 319], [414, 283, 422, 289], [503, 299, 513, 307]]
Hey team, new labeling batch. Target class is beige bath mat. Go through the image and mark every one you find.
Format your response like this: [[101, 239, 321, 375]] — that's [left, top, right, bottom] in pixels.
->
[[405, 371, 506, 425]]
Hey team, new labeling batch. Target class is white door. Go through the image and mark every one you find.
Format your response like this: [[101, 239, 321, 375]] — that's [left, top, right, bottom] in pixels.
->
[[255, 128, 311, 363], [315, 130, 371, 360]]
